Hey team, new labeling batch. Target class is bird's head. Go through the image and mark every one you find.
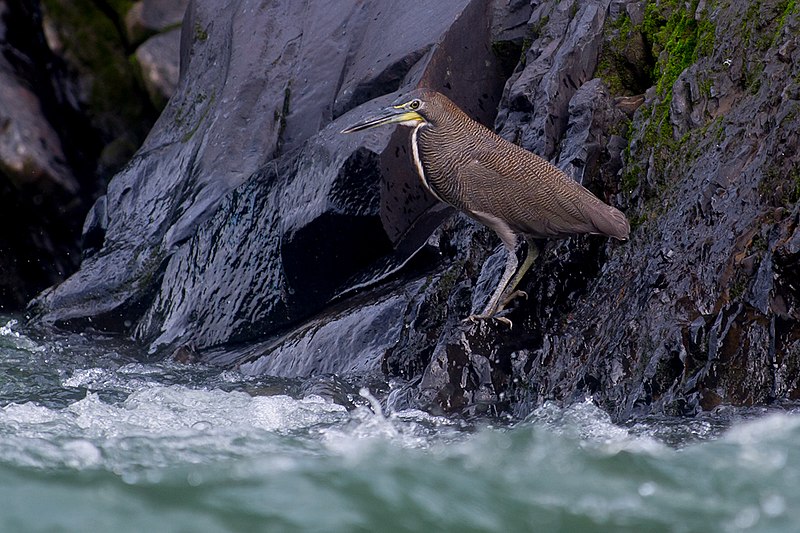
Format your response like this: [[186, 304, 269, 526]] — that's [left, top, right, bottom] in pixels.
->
[[341, 89, 443, 133]]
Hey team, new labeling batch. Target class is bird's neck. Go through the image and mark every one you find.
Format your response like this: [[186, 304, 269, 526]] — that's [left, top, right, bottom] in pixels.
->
[[413, 123, 470, 207], [410, 124, 445, 203]]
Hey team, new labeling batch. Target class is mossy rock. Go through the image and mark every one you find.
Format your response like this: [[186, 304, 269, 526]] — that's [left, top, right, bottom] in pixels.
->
[[41, 0, 155, 174]]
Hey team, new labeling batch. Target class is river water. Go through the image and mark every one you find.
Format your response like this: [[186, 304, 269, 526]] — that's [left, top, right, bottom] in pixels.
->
[[0, 316, 798, 532]]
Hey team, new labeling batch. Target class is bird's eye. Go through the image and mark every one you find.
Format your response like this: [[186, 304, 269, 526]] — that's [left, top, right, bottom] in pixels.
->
[[409, 99, 420, 110]]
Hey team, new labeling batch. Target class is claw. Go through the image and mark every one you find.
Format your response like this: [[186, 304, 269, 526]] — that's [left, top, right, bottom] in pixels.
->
[[498, 290, 528, 311], [495, 316, 513, 328], [508, 289, 529, 301], [462, 314, 514, 329]]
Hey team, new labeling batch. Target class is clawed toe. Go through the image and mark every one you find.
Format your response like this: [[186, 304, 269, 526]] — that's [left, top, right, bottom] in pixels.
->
[[494, 316, 513, 328], [462, 314, 514, 329], [506, 289, 528, 302], [498, 290, 528, 311]]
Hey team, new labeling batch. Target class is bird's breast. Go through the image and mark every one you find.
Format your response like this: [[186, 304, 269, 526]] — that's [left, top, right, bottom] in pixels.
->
[[410, 125, 445, 204], [413, 127, 467, 207]]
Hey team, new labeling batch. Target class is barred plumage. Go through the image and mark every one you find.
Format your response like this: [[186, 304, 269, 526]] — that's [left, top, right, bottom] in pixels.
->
[[342, 88, 630, 326]]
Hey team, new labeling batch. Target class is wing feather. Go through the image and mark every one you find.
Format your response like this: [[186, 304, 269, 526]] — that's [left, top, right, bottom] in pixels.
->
[[453, 145, 628, 240]]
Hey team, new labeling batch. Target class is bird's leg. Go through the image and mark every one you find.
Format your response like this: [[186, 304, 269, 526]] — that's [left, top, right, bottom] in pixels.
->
[[465, 238, 541, 328], [481, 245, 518, 317], [465, 244, 519, 327], [495, 238, 539, 313]]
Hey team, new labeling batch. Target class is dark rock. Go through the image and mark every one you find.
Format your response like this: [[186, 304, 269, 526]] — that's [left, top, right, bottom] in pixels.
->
[[496, 0, 610, 159], [489, 0, 533, 77], [494, 0, 800, 419], [491, 0, 533, 43], [235, 283, 417, 379], [0, 1, 88, 309], [80, 195, 107, 259], [41, 0, 158, 176], [380, 0, 800, 420], [557, 77, 628, 187], [127, 1, 186, 110], [0, 0, 172, 310]]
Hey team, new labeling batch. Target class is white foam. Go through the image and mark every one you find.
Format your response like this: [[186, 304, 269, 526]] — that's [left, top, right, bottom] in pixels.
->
[[0, 384, 352, 471], [0, 319, 20, 337], [527, 399, 666, 456], [0, 318, 44, 352]]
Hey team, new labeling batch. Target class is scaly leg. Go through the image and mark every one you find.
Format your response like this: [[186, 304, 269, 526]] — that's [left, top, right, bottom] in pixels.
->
[[495, 238, 540, 313], [465, 245, 518, 328], [466, 238, 540, 328]]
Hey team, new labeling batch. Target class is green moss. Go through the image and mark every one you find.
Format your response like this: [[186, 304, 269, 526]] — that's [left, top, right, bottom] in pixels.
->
[[757, 161, 800, 208], [618, 0, 718, 203], [569, 1, 579, 19], [596, 12, 635, 95], [751, 232, 768, 254], [598, 0, 715, 99], [519, 38, 531, 66], [42, 1, 129, 103], [643, 0, 714, 97], [176, 90, 214, 143], [528, 15, 549, 41], [778, 0, 798, 32], [595, 12, 653, 96], [745, 61, 764, 94], [519, 14, 550, 67], [103, 0, 135, 19], [626, 213, 646, 230], [696, 17, 716, 57], [596, 57, 621, 95], [729, 273, 749, 301], [194, 22, 209, 42], [41, 0, 153, 171], [698, 76, 713, 99], [791, 170, 800, 204], [621, 0, 800, 234], [739, 0, 797, 52], [622, 162, 641, 193]]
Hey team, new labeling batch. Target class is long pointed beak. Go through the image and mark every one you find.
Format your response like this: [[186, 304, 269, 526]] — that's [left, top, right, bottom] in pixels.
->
[[340, 108, 424, 133]]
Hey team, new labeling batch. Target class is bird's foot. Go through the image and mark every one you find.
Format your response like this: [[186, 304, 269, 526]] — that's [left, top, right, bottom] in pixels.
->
[[463, 313, 514, 329]]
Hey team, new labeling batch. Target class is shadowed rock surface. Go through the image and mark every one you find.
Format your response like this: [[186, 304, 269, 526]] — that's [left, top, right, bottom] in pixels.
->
[[0, 0, 180, 310], [25, 0, 800, 421]]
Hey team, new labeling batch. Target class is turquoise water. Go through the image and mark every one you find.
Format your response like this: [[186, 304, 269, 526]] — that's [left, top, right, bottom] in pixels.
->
[[1, 317, 798, 532]]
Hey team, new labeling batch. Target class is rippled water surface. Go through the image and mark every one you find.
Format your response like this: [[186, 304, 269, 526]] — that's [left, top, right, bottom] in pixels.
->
[[1, 316, 799, 532]]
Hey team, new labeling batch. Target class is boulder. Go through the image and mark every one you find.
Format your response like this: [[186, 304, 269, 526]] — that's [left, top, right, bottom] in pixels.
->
[[126, 0, 190, 44], [135, 28, 182, 109]]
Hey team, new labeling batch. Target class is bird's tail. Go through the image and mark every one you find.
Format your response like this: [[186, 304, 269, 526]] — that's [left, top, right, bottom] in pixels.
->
[[591, 204, 631, 241]]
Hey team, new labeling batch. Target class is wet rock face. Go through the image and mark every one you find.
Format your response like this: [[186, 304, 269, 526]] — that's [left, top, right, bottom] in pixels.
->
[[27, 0, 800, 421], [483, 0, 800, 419], [496, 0, 611, 159]]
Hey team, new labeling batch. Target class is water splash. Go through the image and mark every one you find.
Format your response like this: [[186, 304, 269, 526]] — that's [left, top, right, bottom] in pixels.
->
[[2, 316, 800, 532]]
